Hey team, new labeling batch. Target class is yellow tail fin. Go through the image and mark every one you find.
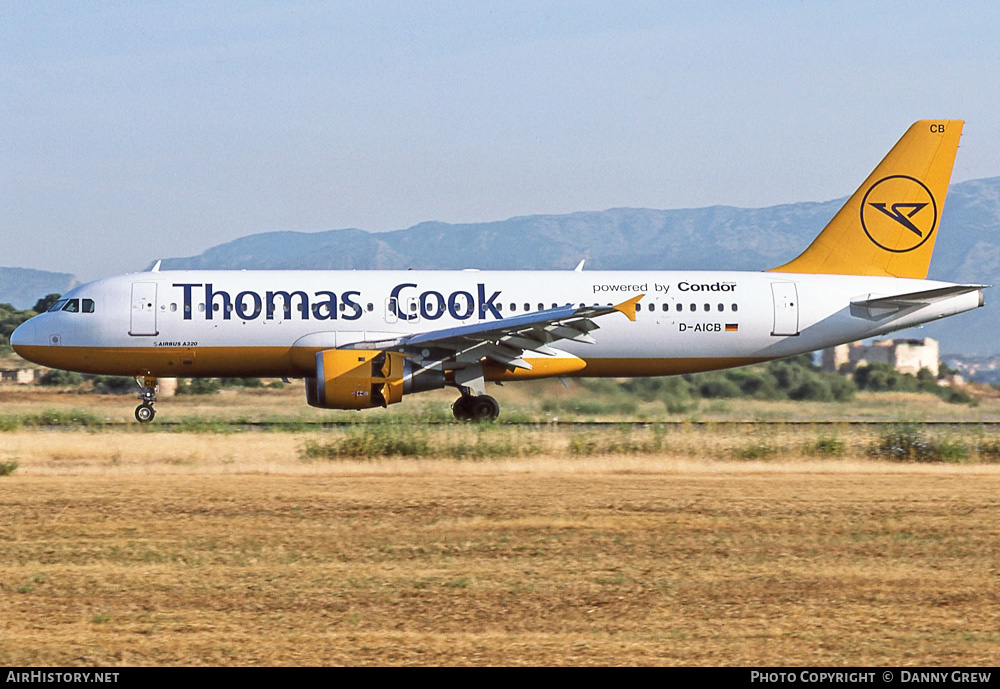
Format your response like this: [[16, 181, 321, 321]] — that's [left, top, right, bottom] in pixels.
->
[[770, 120, 963, 278]]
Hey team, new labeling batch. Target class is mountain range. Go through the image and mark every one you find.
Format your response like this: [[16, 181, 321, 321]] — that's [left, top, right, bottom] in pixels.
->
[[0, 267, 75, 311], [6, 177, 1000, 354]]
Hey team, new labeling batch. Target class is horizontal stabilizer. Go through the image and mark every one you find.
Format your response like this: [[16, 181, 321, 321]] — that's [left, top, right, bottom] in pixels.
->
[[850, 284, 985, 320], [851, 284, 986, 309]]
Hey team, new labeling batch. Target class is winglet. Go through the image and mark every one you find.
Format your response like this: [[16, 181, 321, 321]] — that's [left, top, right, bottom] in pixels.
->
[[613, 294, 644, 322]]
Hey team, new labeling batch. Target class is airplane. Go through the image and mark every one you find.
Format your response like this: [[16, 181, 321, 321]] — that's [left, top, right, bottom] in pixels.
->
[[11, 120, 986, 423]]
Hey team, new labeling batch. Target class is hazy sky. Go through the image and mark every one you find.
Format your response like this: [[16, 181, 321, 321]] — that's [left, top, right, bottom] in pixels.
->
[[4, 1, 999, 281]]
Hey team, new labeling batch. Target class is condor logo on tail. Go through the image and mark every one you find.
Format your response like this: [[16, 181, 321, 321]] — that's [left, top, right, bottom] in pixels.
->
[[868, 202, 928, 236], [860, 175, 938, 253]]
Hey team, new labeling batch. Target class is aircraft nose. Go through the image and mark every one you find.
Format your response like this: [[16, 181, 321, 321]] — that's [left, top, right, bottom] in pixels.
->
[[10, 319, 35, 354]]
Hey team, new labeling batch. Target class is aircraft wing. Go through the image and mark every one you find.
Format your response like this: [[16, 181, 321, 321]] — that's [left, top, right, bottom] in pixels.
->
[[341, 294, 643, 371]]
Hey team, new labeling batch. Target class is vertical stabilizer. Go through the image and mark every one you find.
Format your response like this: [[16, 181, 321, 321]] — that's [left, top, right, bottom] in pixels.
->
[[770, 120, 963, 278]]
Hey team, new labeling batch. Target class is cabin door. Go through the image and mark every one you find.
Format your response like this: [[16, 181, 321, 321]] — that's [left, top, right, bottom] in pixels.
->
[[129, 282, 159, 336]]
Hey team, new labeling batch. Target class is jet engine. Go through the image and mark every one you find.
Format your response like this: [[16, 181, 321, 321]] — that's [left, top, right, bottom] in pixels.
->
[[305, 349, 445, 410]]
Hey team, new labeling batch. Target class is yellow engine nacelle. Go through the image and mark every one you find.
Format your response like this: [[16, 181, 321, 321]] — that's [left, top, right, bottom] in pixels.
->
[[305, 349, 444, 410]]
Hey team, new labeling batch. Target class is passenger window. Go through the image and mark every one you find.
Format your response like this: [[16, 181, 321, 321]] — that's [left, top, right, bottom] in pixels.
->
[[676, 303, 682, 312], [62, 299, 80, 313], [366, 303, 373, 312], [213, 303, 220, 312], [648, 303, 655, 312], [524, 303, 530, 312], [198, 303, 206, 312], [732, 304, 738, 312], [538, 303, 544, 311], [717, 304, 724, 312], [510, 303, 516, 312], [703, 304, 710, 312], [662, 304, 669, 312], [82, 299, 95, 313], [170, 303, 177, 312], [689, 304, 696, 312]]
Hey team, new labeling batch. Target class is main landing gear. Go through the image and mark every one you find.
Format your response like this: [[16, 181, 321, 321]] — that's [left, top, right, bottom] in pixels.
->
[[134, 376, 158, 423], [452, 394, 501, 422]]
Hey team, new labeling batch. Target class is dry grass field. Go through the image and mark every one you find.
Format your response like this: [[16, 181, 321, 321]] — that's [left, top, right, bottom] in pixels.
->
[[2, 385, 1000, 665]]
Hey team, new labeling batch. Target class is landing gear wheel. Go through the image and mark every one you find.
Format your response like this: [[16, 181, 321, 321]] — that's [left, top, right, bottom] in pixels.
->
[[452, 395, 476, 422], [453, 394, 501, 422], [451, 395, 500, 422], [470, 395, 500, 422], [135, 402, 156, 423]]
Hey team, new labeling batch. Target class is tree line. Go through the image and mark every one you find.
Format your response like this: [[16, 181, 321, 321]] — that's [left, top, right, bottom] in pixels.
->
[[578, 354, 971, 407], [0, 294, 61, 354]]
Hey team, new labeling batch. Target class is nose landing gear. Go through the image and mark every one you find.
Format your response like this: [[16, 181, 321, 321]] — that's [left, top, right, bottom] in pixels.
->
[[134, 376, 158, 423]]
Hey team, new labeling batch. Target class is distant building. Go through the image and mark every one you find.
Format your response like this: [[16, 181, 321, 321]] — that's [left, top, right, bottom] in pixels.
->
[[159, 378, 178, 398], [0, 369, 38, 384], [822, 338, 939, 377]]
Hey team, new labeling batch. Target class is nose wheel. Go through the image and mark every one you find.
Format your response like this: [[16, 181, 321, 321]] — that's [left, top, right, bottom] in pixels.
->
[[135, 402, 156, 423], [134, 376, 158, 424], [452, 394, 500, 422]]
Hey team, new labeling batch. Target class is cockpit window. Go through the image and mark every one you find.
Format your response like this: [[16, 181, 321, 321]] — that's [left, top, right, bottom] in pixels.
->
[[46, 298, 94, 313]]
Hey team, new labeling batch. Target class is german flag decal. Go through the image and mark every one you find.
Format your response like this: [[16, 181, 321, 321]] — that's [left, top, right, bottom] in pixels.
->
[[725, 323, 739, 332]]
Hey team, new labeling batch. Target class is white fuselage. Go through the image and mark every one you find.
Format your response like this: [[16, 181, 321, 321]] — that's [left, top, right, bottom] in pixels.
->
[[11, 269, 984, 380]]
